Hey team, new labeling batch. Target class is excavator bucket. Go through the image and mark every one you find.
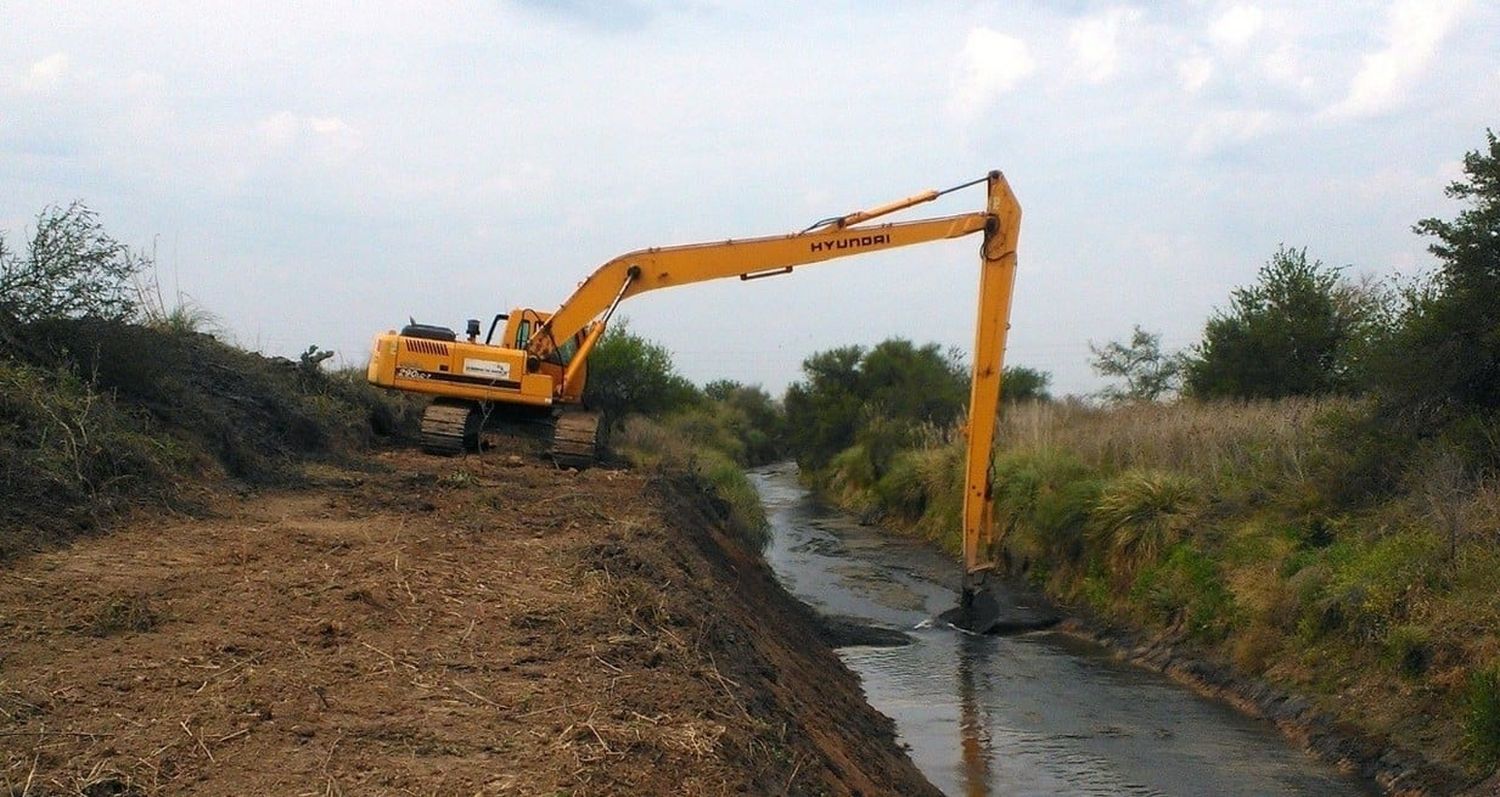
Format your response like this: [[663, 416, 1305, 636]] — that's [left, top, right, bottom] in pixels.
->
[[939, 581, 1005, 635], [940, 572, 1061, 635]]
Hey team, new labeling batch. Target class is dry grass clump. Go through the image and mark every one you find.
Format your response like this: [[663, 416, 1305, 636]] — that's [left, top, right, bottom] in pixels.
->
[[998, 397, 1338, 488], [1091, 470, 1200, 576], [87, 591, 159, 636]]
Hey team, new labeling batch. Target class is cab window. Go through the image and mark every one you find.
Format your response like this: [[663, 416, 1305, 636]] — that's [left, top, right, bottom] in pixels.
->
[[554, 334, 580, 366]]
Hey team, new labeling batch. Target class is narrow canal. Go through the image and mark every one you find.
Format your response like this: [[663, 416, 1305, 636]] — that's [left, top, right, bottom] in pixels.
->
[[750, 463, 1374, 797]]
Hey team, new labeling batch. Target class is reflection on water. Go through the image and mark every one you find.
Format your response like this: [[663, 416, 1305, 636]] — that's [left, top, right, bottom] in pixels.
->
[[958, 634, 993, 797], [751, 464, 1374, 797]]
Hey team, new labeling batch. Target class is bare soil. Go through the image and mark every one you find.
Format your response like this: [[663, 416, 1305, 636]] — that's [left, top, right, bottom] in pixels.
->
[[0, 449, 937, 796]]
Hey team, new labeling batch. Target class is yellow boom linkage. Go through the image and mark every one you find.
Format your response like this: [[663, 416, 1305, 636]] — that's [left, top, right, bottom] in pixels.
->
[[367, 172, 1020, 624]]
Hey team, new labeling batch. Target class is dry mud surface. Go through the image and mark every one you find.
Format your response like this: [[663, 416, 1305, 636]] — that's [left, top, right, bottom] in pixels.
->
[[0, 450, 937, 796]]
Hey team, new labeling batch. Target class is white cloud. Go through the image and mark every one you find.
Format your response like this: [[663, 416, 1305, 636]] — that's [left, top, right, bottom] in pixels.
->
[[255, 112, 363, 157], [3, 51, 71, 92], [1187, 109, 1275, 157], [1326, 0, 1469, 119], [126, 71, 166, 95], [256, 111, 301, 147], [28, 52, 69, 83], [1178, 55, 1214, 93], [1210, 5, 1264, 49], [1069, 8, 1140, 84], [1261, 43, 1313, 94], [950, 27, 1036, 120]]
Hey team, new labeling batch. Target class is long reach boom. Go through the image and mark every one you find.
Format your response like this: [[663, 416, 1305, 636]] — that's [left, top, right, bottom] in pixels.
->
[[366, 172, 1020, 627]]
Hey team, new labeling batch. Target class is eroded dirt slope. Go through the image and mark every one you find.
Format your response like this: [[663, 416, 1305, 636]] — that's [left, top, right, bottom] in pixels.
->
[[0, 450, 937, 796]]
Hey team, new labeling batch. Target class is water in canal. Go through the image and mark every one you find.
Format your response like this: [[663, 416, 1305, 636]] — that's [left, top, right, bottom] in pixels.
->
[[750, 464, 1374, 797]]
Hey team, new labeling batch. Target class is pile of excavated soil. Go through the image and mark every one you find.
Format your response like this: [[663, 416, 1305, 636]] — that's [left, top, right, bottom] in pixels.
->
[[0, 448, 937, 796]]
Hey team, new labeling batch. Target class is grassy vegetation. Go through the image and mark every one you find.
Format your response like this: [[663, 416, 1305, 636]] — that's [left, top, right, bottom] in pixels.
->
[[810, 398, 1500, 773], [0, 201, 423, 557], [613, 399, 775, 551], [0, 317, 420, 558], [574, 322, 784, 551]]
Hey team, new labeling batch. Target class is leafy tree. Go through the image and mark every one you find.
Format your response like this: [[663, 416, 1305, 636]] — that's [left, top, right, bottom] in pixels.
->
[[700, 379, 786, 464], [1184, 246, 1375, 399], [783, 345, 866, 471], [703, 379, 741, 402], [0, 202, 147, 326], [783, 338, 968, 471], [1089, 325, 1181, 402], [1003, 365, 1052, 402], [1376, 130, 1500, 415], [858, 339, 968, 424], [584, 321, 701, 423]]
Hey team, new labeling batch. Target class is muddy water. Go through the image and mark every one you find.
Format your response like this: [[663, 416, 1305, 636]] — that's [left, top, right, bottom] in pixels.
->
[[751, 464, 1374, 797]]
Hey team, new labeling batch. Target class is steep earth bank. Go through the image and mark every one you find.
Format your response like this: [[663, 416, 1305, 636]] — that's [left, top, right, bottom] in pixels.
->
[[0, 449, 936, 796]]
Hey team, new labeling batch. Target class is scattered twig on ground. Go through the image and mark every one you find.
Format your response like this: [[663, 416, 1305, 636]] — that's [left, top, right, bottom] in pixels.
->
[[216, 727, 251, 744], [780, 754, 806, 796], [0, 730, 113, 739], [194, 652, 261, 692], [180, 719, 214, 763], [454, 680, 501, 708]]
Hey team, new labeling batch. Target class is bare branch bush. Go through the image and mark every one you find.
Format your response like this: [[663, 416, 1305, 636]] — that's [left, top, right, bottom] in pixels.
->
[[0, 202, 149, 325]]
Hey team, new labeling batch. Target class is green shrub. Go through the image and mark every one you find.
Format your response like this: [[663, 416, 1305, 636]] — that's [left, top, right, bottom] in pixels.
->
[[1307, 401, 1411, 507], [1077, 572, 1113, 614], [0, 319, 418, 557], [826, 444, 877, 496], [1131, 544, 1236, 641], [991, 450, 1092, 564], [1326, 531, 1443, 643], [853, 413, 922, 480], [785, 339, 969, 471], [873, 450, 927, 521], [1382, 624, 1432, 678], [1184, 245, 1379, 400], [697, 448, 770, 550], [584, 321, 702, 425], [703, 380, 786, 465], [911, 443, 965, 549], [0, 358, 179, 556], [1374, 131, 1500, 421], [0, 202, 146, 324], [1091, 470, 1201, 576], [613, 414, 768, 550], [1031, 476, 1103, 565]]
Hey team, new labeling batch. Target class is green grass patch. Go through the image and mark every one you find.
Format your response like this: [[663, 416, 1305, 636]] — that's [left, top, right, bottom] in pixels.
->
[[613, 412, 769, 550], [1130, 544, 1237, 642], [1465, 666, 1500, 768]]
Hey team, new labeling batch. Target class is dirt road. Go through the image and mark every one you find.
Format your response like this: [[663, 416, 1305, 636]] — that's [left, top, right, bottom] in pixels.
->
[[0, 449, 937, 796]]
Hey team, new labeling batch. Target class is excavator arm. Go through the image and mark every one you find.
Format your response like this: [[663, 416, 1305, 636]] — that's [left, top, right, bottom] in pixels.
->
[[530, 172, 1021, 618], [958, 172, 1021, 628], [528, 212, 985, 362]]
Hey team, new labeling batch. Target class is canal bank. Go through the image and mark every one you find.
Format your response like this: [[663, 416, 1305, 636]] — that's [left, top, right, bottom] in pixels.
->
[[752, 462, 1387, 797]]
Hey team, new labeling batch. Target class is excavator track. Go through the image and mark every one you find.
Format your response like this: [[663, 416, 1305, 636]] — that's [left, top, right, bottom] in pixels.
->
[[550, 411, 602, 469], [420, 401, 482, 455]]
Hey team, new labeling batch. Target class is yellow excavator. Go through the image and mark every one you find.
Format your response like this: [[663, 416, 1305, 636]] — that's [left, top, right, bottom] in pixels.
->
[[366, 171, 1020, 631]]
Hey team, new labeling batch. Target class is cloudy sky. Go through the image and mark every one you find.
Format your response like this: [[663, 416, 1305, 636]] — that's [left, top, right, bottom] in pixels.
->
[[2, 1, 1496, 396]]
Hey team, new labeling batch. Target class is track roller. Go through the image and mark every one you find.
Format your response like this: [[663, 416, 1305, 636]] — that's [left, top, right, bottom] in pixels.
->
[[550, 411, 602, 469], [420, 401, 482, 455]]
